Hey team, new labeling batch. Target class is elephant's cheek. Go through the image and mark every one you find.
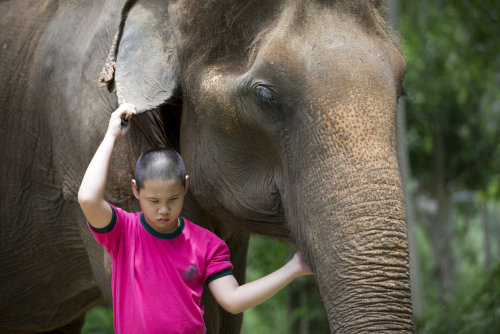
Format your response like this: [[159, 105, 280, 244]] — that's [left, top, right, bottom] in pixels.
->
[[197, 68, 240, 135], [181, 71, 239, 201]]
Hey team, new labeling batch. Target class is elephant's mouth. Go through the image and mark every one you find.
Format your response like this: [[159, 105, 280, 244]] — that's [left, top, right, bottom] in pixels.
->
[[158, 98, 183, 152]]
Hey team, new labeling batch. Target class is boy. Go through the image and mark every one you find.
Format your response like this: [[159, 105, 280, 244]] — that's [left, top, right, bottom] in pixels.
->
[[78, 103, 313, 333]]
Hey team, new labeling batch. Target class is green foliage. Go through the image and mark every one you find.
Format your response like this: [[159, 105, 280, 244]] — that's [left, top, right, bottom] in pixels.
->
[[400, 2, 500, 332], [413, 197, 500, 333], [401, 0, 500, 194], [417, 262, 500, 334], [479, 176, 500, 199], [81, 305, 114, 334]]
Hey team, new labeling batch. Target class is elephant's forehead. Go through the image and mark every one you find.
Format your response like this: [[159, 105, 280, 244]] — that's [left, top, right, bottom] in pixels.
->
[[253, 4, 403, 88], [262, 36, 395, 82]]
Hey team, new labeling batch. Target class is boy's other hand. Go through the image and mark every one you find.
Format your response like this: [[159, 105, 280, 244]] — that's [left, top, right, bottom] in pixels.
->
[[290, 251, 314, 276], [107, 103, 137, 139]]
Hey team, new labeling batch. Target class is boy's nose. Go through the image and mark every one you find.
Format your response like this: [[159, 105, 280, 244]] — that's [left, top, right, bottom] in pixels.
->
[[159, 206, 169, 214]]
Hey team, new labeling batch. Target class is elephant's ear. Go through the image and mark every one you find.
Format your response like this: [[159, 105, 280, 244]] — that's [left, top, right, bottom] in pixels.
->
[[102, 0, 180, 113]]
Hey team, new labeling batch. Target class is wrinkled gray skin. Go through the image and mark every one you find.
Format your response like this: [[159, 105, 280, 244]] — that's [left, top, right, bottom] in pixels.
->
[[0, 0, 413, 333]]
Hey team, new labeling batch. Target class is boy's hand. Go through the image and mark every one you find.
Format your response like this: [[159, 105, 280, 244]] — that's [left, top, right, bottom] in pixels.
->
[[107, 103, 137, 139]]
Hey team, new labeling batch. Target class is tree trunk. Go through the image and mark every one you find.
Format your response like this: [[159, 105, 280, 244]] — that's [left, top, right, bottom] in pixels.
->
[[287, 280, 310, 334], [432, 127, 455, 301], [415, 128, 456, 304], [481, 202, 492, 274], [298, 290, 309, 334]]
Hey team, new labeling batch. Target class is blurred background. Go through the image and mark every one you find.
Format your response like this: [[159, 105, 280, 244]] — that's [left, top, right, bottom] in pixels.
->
[[82, 0, 500, 333]]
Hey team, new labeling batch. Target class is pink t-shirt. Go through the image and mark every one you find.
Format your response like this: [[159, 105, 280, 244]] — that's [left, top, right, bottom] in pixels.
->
[[89, 204, 233, 334]]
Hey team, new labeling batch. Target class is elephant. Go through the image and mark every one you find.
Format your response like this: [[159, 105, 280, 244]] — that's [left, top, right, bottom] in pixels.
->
[[0, 0, 413, 333]]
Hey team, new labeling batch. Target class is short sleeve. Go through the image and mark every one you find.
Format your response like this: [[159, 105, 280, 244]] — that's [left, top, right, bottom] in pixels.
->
[[204, 238, 233, 283], [88, 204, 124, 258]]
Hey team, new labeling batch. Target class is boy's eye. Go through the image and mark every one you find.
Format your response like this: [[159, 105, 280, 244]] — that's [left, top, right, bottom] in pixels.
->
[[149, 200, 159, 203]]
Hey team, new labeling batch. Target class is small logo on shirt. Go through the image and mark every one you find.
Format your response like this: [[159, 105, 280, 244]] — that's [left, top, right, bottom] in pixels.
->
[[182, 264, 199, 283]]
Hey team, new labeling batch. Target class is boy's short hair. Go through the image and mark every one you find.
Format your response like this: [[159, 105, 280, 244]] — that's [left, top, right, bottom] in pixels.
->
[[134, 148, 186, 191]]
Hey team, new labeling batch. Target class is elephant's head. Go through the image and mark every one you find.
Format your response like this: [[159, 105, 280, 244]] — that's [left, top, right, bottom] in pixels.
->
[[110, 0, 412, 331]]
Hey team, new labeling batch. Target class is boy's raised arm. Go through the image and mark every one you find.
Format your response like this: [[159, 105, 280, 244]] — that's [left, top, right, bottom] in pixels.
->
[[208, 252, 313, 314], [78, 104, 136, 229]]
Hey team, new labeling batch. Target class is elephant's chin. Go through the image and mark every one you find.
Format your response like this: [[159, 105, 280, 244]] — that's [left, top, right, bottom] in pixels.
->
[[200, 181, 289, 238]]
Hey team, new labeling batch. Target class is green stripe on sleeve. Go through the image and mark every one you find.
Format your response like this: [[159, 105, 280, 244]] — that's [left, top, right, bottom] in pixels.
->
[[88, 204, 117, 233], [206, 268, 233, 284]]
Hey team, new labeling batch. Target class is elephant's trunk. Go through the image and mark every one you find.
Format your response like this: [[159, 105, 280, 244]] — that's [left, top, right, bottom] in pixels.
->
[[280, 112, 414, 331], [284, 165, 413, 332]]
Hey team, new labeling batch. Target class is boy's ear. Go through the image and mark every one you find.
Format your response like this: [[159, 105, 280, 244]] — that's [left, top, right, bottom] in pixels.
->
[[131, 179, 140, 200], [184, 175, 189, 195]]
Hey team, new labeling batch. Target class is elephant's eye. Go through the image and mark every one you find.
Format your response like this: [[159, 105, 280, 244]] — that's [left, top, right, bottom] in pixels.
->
[[254, 84, 276, 106], [398, 86, 409, 99]]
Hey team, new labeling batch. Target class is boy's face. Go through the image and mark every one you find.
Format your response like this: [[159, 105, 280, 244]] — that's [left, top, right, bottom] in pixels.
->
[[132, 176, 189, 234]]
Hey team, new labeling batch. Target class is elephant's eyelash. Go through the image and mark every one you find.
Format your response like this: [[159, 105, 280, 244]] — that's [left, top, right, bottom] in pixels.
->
[[399, 86, 409, 99], [254, 84, 277, 105]]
